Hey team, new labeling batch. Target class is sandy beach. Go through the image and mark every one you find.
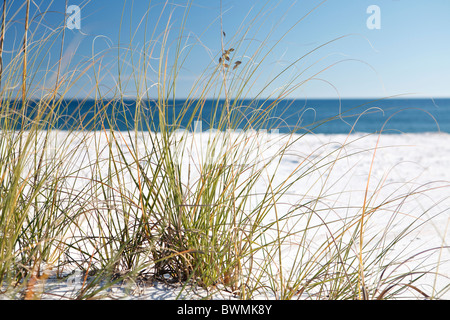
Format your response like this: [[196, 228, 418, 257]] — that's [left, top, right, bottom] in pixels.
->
[[8, 130, 447, 300]]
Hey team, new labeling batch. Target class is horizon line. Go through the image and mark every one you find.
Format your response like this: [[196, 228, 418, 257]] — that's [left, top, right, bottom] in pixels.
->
[[16, 95, 450, 101]]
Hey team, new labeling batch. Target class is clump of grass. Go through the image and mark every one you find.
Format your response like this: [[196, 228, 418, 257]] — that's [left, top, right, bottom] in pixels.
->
[[0, 0, 448, 300]]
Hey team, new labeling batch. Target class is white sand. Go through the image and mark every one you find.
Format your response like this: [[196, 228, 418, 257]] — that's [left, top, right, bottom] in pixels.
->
[[6, 131, 449, 300]]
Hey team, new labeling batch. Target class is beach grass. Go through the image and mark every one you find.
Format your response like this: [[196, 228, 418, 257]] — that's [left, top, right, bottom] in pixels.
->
[[0, 0, 448, 300]]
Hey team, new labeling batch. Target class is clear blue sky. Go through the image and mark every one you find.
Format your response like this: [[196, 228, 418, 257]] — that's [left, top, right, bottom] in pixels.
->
[[3, 0, 450, 99]]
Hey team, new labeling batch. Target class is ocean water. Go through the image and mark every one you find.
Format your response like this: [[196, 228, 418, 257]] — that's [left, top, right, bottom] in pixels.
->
[[18, 98, 450, 134]]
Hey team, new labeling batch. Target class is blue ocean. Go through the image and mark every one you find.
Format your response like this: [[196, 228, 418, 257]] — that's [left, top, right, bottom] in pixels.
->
[[22, 98, 450, 134]]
